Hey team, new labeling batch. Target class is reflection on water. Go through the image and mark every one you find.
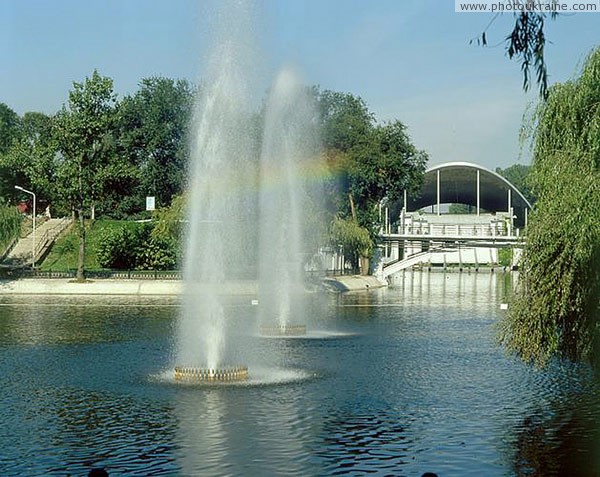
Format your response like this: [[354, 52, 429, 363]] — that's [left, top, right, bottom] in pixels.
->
[[1, 385, 178, 476], [1, 273, 599, 476], [175, 384, 318, 476], [510, 376, 600, 477], [0, 295, 179, 346]]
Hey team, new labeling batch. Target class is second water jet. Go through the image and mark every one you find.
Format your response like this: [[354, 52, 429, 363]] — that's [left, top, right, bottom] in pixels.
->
[[258, 68, 319, 338]]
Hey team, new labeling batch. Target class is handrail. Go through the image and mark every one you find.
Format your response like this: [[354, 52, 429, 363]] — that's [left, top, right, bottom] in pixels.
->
[[391, 223, 514, 238], [2, 268, 184, 280], [381, 243, 458, 278], [0, 236, 19, 262], [33, 218, 72, 263], [5, 267, 352, 281]]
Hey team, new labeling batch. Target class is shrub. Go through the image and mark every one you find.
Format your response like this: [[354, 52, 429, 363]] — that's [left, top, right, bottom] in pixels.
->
[[96, 222, 179, 270], [0, 205, 21, 254], [96, 225, 148, 269]]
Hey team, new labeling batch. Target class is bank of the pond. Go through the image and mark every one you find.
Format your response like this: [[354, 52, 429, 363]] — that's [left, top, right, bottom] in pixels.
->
[[322, 275, 388, 292], [0, 275, 387, 295], [0, 278, 258, 296]]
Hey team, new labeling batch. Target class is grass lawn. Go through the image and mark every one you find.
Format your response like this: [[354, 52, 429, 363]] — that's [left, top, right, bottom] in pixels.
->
[[39, 220, 142, 271]]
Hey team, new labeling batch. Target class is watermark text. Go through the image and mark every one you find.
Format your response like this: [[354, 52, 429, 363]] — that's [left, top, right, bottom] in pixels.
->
[[456, 0, 599, 12]]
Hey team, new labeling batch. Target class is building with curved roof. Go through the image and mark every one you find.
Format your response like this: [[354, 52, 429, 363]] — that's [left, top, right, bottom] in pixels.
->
[[406, 161, 532, 226], [378, 162, 531, 276]]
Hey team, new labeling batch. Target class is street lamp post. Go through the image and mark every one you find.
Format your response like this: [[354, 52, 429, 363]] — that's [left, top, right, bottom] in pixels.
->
[[15, 185, 36, 268]]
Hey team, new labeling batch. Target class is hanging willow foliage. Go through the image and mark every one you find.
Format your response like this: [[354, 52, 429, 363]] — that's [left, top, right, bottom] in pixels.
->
[[329, 216, 373, 271], [0, 205, 22, 254], [499, 47, 600, 367]]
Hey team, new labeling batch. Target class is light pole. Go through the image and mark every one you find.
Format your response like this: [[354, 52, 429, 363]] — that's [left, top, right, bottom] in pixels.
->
[[15, 185, 36, 268]]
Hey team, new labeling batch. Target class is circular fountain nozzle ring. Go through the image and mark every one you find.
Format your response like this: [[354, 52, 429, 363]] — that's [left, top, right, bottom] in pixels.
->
[[260, 324, 307, 336], [174, 365, 249, 382]]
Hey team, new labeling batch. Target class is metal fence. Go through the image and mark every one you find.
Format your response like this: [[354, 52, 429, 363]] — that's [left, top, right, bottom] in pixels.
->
[[0, 268, 182, 280], [1, 268, 350, 281]]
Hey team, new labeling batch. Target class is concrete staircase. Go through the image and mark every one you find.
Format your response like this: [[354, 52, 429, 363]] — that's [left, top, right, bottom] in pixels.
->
[[2, 217, 71, 267], [380, 246, 456, 279]]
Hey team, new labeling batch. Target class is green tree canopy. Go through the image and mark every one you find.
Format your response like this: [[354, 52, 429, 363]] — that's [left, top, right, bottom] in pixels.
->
[[495, 163, 536, 204], [315, 88, 428, 270], [0, 103, 21, 155], [500, 47, 600, 367], [329, 216, 373, 273], [0, 103, 23, 203], [53, 70, 121, 280], [0, 204, 21, 254], [0, 109, 60, 207], [318, 89, 375, 152], [118, 76, 195, 210]]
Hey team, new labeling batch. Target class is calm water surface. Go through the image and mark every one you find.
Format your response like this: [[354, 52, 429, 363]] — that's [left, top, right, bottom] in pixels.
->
[[1, 272, 599, 476]]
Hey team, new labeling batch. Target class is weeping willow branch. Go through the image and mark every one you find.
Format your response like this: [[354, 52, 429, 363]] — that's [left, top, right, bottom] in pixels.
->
[[499, 47, 600, 367]]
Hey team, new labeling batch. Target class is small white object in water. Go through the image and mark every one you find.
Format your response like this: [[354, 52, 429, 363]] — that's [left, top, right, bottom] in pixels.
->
[[500, 303, 509, 310], [251, 299, 259, 306]]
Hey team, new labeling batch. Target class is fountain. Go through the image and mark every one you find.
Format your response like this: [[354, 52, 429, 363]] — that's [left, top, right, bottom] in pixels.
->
[[258, 68, 318, 338], [174, 0, 260, 382], [174, 365, 249, 383], [174, 0, 321, 381]]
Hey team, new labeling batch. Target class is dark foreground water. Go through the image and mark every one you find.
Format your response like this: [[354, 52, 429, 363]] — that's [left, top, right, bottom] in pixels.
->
[[1, 272, 599, 476]]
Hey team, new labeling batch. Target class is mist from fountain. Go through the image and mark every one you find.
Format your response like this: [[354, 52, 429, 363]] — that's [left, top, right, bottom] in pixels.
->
[[258, 68, 319, 334], [175, 1, 323, 376], [176, 0, 260, 371]]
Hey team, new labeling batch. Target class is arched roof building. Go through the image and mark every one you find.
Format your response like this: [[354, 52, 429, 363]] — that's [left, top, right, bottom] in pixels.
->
[[406, 162, 532, 226]]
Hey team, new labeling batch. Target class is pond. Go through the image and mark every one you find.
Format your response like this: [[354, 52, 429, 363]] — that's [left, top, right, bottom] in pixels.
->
[[1, 272, 599, 476]]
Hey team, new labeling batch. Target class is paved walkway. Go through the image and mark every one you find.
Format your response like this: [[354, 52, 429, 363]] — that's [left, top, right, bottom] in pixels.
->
[[0, 278, 259, 296], [3, 218, 71, 267]]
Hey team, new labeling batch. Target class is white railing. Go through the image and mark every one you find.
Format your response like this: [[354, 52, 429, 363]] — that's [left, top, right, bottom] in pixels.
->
[[33, 218, 72, 262], [396, 222, 514, 238]]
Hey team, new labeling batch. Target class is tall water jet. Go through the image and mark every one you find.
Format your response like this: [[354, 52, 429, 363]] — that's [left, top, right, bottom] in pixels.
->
[[258, 68, 319, 336], [175, 0, 260, 377]]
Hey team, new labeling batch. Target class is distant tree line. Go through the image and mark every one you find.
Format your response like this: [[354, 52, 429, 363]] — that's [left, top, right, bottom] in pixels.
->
[[0, 71, 428, 276], [496, 163, 536, 205], [0, 73, 194, 219]]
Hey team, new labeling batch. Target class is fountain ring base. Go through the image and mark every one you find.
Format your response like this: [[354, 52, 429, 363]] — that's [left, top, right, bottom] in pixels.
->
[[260, 324, 307, 336], [174, 365, 248, 382]]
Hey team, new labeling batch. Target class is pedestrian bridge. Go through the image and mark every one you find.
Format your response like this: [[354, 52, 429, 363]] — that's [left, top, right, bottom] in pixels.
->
[[377, 162, 531, 279]]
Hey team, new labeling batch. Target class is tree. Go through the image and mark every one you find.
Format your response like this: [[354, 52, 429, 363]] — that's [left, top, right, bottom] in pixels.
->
[[0, 103, 21, 156], [318, 89, 375, 152], [118, 77, 195, 211], [473, 11, 558, 99], [495, 163, 536, 204], [4, 112, 59, 205], [329, 216, 373, 273], [0, 204, 21, 254], [96, 222, 178, 271], [149, 193, 185, 265], [499, 47, 600, 367], [0, 103, 23, 203], [349, 120, 428, 227], [314, 89, 428, 271], [448, 204, 474, 214], [53, 70, 120, 281], [151, 194, 185, 245], [316, 90, 373, 223]]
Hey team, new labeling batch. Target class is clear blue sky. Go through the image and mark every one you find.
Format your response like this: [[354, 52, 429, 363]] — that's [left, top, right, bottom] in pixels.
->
[[1, 0, 598, 169]]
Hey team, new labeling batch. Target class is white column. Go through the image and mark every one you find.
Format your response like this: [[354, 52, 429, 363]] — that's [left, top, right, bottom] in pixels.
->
[[400, 207, 405, 234], [476, 169, 480, 216], [510, 206, 514, 233], [436, 169, 441, 216], [385, 207, 389, 234], [508, 189, 512, 213]]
